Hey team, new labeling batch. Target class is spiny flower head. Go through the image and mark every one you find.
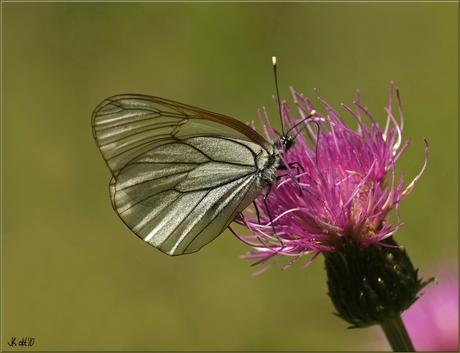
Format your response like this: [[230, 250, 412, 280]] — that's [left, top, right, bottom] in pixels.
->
[[231, 83, 433, 327], [231, 83, 428, 273]]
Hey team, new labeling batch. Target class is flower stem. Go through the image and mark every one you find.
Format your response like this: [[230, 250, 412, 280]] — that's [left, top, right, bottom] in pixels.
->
[[380, 316, 415, 351]]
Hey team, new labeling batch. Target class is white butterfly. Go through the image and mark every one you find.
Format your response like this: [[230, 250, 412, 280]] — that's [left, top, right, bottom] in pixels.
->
[[92, 94, 295, 255]]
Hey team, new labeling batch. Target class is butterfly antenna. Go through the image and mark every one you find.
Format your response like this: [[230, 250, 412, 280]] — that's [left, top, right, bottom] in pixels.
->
[[272, 56, 285, 135]]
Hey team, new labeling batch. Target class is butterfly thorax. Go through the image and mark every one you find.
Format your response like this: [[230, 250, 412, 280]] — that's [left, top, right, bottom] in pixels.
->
[[257, 139, 281, 185]]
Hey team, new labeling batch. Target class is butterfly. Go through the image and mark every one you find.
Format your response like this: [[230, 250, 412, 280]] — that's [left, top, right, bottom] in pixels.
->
[[92, 94, 299, 255]]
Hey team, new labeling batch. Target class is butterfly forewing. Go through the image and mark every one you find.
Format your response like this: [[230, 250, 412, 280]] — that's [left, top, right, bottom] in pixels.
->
[[92, 95, 280, 255], [92, 95, 273, 173]]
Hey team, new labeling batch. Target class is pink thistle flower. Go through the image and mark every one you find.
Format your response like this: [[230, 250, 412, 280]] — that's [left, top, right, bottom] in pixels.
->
[[230, 83, 428, 274], [232, 82, 435, 332], [402, 264, 458, 351]]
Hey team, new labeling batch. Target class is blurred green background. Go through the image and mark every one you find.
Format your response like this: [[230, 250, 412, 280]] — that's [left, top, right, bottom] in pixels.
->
[[2, 2, 457, 351]]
